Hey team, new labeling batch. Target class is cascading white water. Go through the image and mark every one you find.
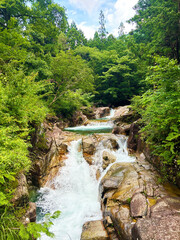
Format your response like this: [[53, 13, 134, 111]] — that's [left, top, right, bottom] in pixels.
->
[[92, 135, 136, 182], [36, 139, 102, 240], [102, 108, 115, 120], [36, 110, 136, 240]]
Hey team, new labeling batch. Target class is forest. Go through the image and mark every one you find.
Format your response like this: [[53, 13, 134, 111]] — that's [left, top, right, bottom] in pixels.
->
[[0, 0, 180, 238]]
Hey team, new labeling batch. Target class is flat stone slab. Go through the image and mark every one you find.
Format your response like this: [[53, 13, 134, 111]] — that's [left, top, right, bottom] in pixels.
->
[[81, 220, 109, 240]]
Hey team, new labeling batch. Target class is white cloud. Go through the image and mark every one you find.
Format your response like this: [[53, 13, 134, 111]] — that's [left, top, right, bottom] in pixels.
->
[[77, 22, 97, 39], [105, 0, 138, 36], [65, 0, 138, 39], [69, 0, 105, 14]]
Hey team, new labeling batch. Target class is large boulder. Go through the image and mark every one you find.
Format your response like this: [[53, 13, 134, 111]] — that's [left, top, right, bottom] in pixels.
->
[[102, 135, 119, 150], [110, 205, 133, 240], [112, 124, 131, 135], [81, 220, 109, 240], [82, 137, 96, 155], [114, 106, 139, 124], [95, 107, 110, 119], [132, 214, 180, 240], [82, 136, 96, 165], [113, 106, 130, 119], [71, 111, 88, 126], [102, 151, 116, 169]]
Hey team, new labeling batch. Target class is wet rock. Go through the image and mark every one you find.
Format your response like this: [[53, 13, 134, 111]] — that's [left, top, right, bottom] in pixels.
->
[[71, 110, 88, 126], [102, 151, 116, 169], [58, 142, 68, 154], [55, 120, 69, 129], [127, 123, 140, 151], [83, 153, 94, 165], [82, 137, 96, 155], [95, 107, 110, 119], [112, 124, 131, 135], [113, 106, 130, 119], [96, 169, 101, 180], [112, 126, 124, 135], [101, 177, 121, 191], [132, 214, 180, 240], [12, 173, 29, 206], [81, 220, 109, 240], [110, 205, 133, 240], [102, 136, 119, 150], [130, 193, 148, 217], [113, 106, 139, 124], [46, 125, 63, 148], [111, 165, 139, 203]]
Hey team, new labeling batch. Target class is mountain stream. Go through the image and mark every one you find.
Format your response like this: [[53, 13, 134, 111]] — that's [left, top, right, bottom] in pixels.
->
[[36, 110, 135, 240]]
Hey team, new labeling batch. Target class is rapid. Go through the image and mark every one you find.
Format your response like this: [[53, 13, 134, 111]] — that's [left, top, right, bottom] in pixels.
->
[[36, 110, 135, 240]]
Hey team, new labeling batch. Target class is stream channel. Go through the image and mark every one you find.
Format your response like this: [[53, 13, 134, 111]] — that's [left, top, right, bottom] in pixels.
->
[[36, 109, 136, 240]]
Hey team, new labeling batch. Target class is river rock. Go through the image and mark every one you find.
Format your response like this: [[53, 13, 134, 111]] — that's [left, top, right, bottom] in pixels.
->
[[111, 165, 139, 203], [113, 106, 139, 125], [112, 124, 131, 135], [130, 193, 148, 217], [110, 205, 133, 240], [81, 220, 109, 240], [12, 173, 29, 206], [101, 177, 121, 191], [113, 106, 130, 119], [82, 137, 96, 155], [95, 107, 110, 119], [71, 110, 88, 126], [102, 136, 119, 150], [132, 214, 180, 240], [102, 151, 116, 169]]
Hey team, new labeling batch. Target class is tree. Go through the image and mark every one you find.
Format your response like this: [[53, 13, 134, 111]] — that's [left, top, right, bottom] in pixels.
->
[[0, 0, 30, 29], [132, 56, 180, 181], [130, 0, 180, 62], [98, 10, 108, 40], [48, 50, 94, 115], [96, 55, 141, 106], [67, 21, 87, 49], [118, 22, 125, 37]]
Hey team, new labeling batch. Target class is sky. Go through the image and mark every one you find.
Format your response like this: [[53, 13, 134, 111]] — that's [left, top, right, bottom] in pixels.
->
[[56, 0, 139, 39]]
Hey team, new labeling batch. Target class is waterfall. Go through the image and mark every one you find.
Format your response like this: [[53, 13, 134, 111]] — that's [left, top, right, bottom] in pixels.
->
[[36, 139, 102, 240], [36, 114, 135, 240]]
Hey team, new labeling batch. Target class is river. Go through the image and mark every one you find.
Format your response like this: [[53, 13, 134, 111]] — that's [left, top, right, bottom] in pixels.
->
[[36, 110, 135, 240]]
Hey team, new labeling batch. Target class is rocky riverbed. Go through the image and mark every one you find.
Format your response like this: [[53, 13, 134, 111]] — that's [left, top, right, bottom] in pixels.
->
[[15, 106, 180, 239]]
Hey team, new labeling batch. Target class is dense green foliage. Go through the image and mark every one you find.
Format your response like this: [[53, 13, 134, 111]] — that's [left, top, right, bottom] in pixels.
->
[[0, 0, 180, 238], [132, 56, 180, 180]]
